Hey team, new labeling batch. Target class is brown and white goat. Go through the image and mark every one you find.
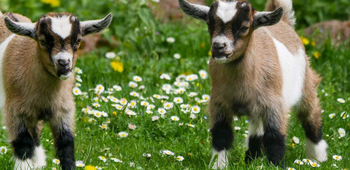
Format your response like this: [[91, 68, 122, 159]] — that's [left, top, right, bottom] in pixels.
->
[[0, 12, 112, 170], [179, 0, 328, 168]]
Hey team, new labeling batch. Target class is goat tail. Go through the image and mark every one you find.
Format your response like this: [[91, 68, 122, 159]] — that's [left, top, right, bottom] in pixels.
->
[[265, 0, 296, 27]]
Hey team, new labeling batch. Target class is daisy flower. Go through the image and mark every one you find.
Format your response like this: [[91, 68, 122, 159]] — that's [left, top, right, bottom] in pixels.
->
[[111, 158, 123, 163], [76, 75, 83, 82], [105, 52, 116, 59], [94, 111, 102, 118], [166, 37, 175, 43], [287, 168, 295, 170], [160, 73, 171, 80], [332, 155, 342, 161], [95, 84, 105, 94], [174, 53, 181, 59], [186, 74, 198, 81], [202, 94, 210, 101], [164, 102, 174, 110], [176, 88, 186, 94], [115, 104, 123, 110], [147, 104, 155, 110], [188, 92, 198, 97], [76, 160, 85, 167], [1, 146, 8, 154], [153, 94, 161, 99], [75, 82, 81, 87], [161, 150, 174, 156], [133, 75, 142, 82], [113, 85, 122, 91], [74, 67, 83, 74], [187, 123, 195, 128], [98, 156, 107, 162], [176, 156, 184, 161], [338, 128, 346, 137], [302, 159, 312, 165], [158, 108, 166, 115], [120, 98, 128, 105], [234, 126, 241, 131], [174, 97, 184, 104], [110, 97, 119, 103], [118, 132, 128, 138], [162, 84, 172, 91], [171, 116, 180, 121], [128, 100, 137, 108], [146, 110, 153, 114], [329, 113, 336, 119], [141, 101, 149, 107], [92, 103, 101, 108], [337, 98, 345, 103], [191, 106, 201, 114], [199, 70, 208, 79], [310, 162, 320, 167], [128, 124, 137, 130], [189, 114, 196, 119], [129, 162, 135, 167], [72, 87, 82, 95], [152, 116, 159, 121], [294, 159, 304, 165], [129, 81, 138, 88], [130, 91, 140, 97], [292, 136, 300, 144], [99, 123, 108, 130], [340, 111, 349, 119]]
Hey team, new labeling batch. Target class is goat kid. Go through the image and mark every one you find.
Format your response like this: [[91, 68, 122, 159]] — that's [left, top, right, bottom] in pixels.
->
[[179, 0, 328, 169], [0, 12, 112, 170]]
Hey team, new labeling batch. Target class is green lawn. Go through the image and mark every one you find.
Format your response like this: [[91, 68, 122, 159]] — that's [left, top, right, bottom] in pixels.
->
[[0, 1, 350, 169]]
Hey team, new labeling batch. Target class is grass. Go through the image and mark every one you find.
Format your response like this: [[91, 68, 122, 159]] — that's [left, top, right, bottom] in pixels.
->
[[1, 7, 350, 170]]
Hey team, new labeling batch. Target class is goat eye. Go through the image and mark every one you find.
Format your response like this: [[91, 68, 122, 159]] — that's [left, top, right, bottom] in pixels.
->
[[39, 39, 46, 46], [238, 26, 249, 34], [76, 39, 82, 44]]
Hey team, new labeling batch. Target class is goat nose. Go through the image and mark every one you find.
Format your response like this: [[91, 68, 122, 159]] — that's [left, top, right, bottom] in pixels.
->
[[213, 42, 227, 50], [58, 59, 69, 67]]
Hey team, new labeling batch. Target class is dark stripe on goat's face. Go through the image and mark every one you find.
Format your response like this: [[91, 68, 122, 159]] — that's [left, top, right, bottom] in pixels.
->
[[207, 1, 252, 43], [70, 16, 82, 52], [38, 17, 55, 58]]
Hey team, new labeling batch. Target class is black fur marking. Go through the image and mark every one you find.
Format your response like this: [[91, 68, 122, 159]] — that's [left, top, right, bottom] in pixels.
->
[[245, 135, 263, 163], [39, 19, 55, 57], [38, 108, 53, 121], [231, 101, 250, 116], [179, 0, 209, 21], [4, 17, 36, 38], [70, 17, 81, 52], [55, 129, 75, 170], [231, 6, 250, 45], [81, 13, 112, 36], [302, 122, 323, 144], [211, 108, 233, 151], [11, 124, 35, 160], [253, 7, 283, 28], [262, 123, 286, 167]]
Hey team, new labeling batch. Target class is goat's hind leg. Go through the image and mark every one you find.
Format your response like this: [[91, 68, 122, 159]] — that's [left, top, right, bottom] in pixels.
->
[[297, 69, 328, 162], [209, 105, 233, 169], [245, 117, 264, 163]]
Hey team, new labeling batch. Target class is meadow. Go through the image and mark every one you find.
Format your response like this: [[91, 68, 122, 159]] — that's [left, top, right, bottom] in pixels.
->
[[0, 0, 349, 169]]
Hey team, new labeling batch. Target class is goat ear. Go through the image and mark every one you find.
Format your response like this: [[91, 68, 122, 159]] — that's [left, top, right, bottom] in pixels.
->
[[253, 7, 283, 28], [179, 0, 210, 21], [80, 13, 113, 36], [4, 17, 36, 39]]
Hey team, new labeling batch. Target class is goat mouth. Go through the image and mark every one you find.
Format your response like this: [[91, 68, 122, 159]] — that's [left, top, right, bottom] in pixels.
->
[[213, 52, 233, 64]]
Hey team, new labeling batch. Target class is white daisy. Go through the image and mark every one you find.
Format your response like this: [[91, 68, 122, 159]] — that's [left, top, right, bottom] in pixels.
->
[[95, 84, 105, 94], [329, 113, 336, 119], [72, 87, 82, 95], [74, 67, 83, 74], [292, 136, 300, 144], [118, 132, 128, 138], [0, 146, 7, 155], [332, 155, 342, 161], [105, 52, 116, 59], [163, 102, 174, 110], [176, 156, 184, 161], [158, 108, 167, 115], [171, 116, 180, 121], [160, 73, 171, 80], [166, 37, 175, 43], [76, 160, 85, 167], [173, 97, 184, 104], [338, 128, 346, 137], [98, 156, 107, 162], [174, 53, 181, 59], [113, 85, 122, 91], [152, 116, 159, 121], [191, 106, 200, 114], [129, 81, 138, 88], [199, 70, 208, 79], [294, 159, 304, 165], [133, 75, 142, 82], [337, 98, 345, 103]]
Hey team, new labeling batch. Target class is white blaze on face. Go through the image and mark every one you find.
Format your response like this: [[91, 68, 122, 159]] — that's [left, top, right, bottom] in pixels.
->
[[50, 15, 72, 39], [216, 1, 238, 23]]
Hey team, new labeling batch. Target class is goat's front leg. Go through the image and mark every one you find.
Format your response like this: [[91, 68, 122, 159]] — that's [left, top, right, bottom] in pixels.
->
[[50, 108, 76, 170], [209, 104, 233, 169], [245, 117, 264, 163], [262, 107, 287, 167]]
